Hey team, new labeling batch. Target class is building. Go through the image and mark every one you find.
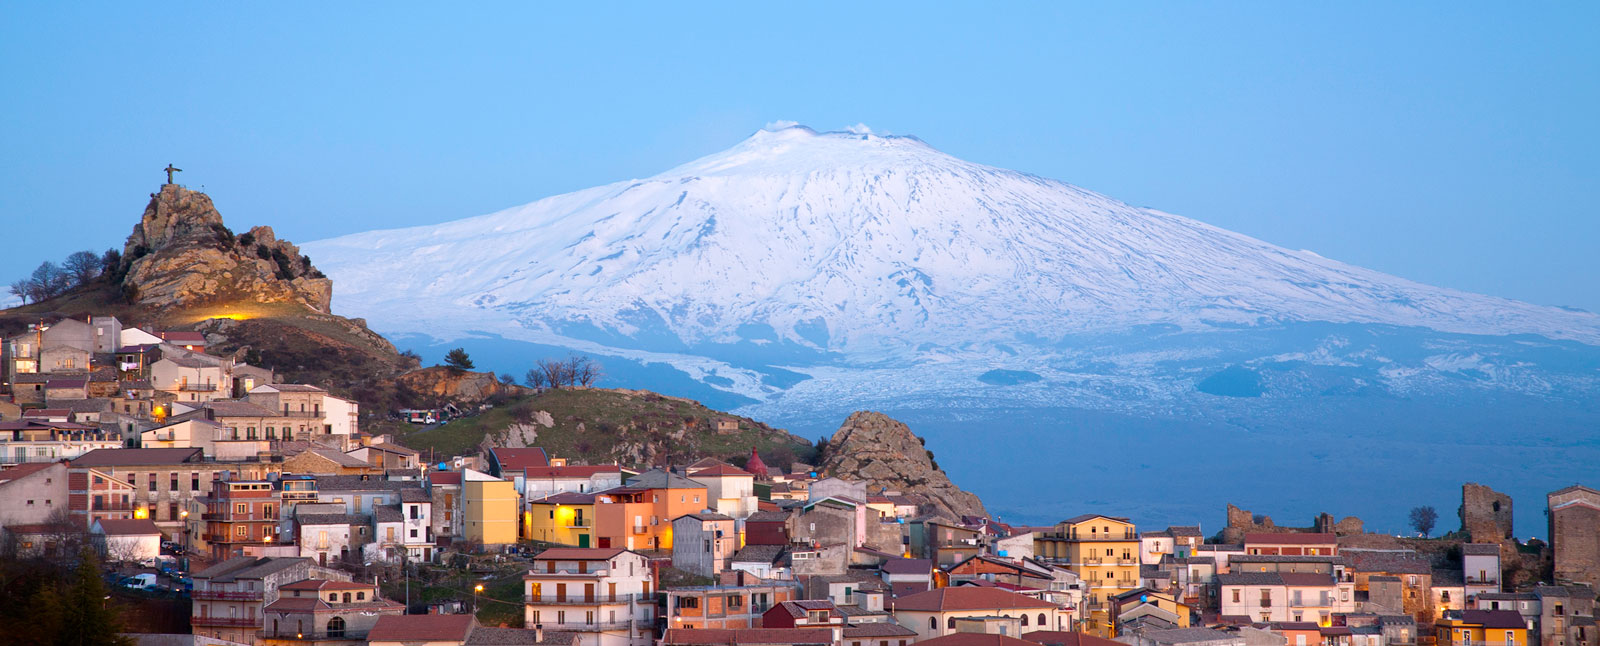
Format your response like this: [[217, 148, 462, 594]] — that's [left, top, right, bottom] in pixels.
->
[[296, 512, 364, 567], [1436, 610, 1529, 646], [1548, 486, 1600, 590], [259, 578, 404, 645], [465, 469, 519, 546], [68, 447, 279, 545], [1217, 572, 1355, 625], [528, 492, 598, 547], [1243, 535, 1338, 557], [430, 471, 464, 540], [523, 547, 654, 646], [1034, 515, 1142, 612], [892, 586, 1071, 642], [191, 556, 350, 645], [689, 464, 759, 520], [0, 462, 68, 528], [662, 628, 834, 646], [673, 513, 739, 578], [489, 447, 550, 479], [91, 517, 162, 564], [203, 480, 282, 559], [593, 468, 709, 550], [367, 614, 573, 646], [761, 601, 845, 640], [522, 463, 625, 499], [1141, 528, 1203, 566], [1463, 545, 1503, 600], [1, 420, 122, 466], [662, 576, 800, 630]]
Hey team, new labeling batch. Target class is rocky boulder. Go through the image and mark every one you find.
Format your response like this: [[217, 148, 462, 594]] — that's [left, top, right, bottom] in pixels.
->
[[396, 366, 523, 403], [818, 411, 986, 519], [120, 184, 332, 312]]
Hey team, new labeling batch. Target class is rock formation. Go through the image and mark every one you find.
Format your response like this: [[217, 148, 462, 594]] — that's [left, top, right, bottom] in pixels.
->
[[120, 184, 332, 312], [1222, 503, 1363, 544], [818, 411, 986, 519], [396, 366, 523, 402]]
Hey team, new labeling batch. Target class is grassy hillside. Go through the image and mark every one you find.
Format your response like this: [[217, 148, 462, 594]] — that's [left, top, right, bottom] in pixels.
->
[[399, 387, 819, 470]]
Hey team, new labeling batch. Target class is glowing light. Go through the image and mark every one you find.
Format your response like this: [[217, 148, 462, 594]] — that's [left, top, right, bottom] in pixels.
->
[[133, 508, 149, 519], [475, 584, 485, 593]]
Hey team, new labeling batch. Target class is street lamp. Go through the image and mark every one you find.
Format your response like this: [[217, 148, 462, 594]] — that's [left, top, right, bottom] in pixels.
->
[[474, 583, 484, 614]]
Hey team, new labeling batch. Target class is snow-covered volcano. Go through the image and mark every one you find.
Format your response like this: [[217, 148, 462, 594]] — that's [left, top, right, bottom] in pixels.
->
[[309, 125, 1600, 530], [308, 125, 1599, 360]]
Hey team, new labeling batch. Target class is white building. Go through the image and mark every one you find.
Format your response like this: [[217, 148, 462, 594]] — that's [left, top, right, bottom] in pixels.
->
[[688, 464, 758, 520], [92, 517, 163, 564], [524, 548, 654, 646]]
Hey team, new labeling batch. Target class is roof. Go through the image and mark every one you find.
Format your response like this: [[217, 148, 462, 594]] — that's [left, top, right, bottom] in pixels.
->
[[690, 464, 754, 477], [1166, 526, 1203, 537], [882, 557, 933, 575], [524, 465, 622, 479], [843, 623, 918, 638], [295, 447, 372, 468], [892, 586, 1058, 611], [1476, 592, 1537, 601], [298, 514, 369, 526], [534, 547, 628, 561], [158, 331, 207, 344], [1463, 544, 1501, 556], [676, 512, 734, 523], [1347, 551, 1432, 575], [1244, 532, 1337, 545], [281, 579, 372, 591], [1060, 514, 1131, 525], [357, 443, 420, 457], [770, 600, 840, 618], [663, 629, 837, 646], [490, 447, 550, 471], [1137, 628, 1239, 645], [731, 545, 788, 565], [531, 492, 597, 505], [0, 462, 59, 485], [44, 379, 87, 389], [613, 468, 705, 491], [94, 518, 162, 536], [265, 383, 325, 392], [374, 506, 404, 523], [430, 471, 463, 486], [1458, 610, 1528, 629], [746, 510, 791, 523], [1218, 572, 1283, 586], [204, 401, 279, 418], [1021, 632, 1122, 646], [71, 447, 202, 467], [1280, 573, 1335, 586], [314, 475, 415, 492], [469, 627, 579, 645], [368, 614, 476, 642], [193, 556, 310, 582], [401, 488, 431, 502], [916, 635, 1041, 646]]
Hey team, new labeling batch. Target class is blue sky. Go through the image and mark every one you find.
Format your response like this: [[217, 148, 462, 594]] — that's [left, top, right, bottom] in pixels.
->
[[2, 3, 1596, 312]]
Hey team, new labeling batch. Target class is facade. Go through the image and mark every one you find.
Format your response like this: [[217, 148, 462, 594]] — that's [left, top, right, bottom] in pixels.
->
[[204, 480, 282, 559], [673, 513, 739, 578], [465, 469, 518, 545], [259, 579, 404, 645], [523, 548, 655, 646], [891, 587, 1071, 642], [1549, 486, 1600, 590], [594, 469, 708, 550], [0, 462, 68, 527], [192, 556, 350, 646], [527, 492, 598, 547], [1217, 572, 1356, 625], [1437, 610, 1529, 646], [1463, 544, 1504, 600], [68, 447, 278, 548], [689, 464, 759, 520], [663, 578, 800, 630], [1033, 515, 1141, 609], [1, 420, 122, 466], [1243, 534, 1338, 557], [91, 517, 162, 564], [521, 463, 625, 499]]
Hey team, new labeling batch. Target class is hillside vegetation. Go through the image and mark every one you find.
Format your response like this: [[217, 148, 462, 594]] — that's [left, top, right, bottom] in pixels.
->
[[399, 387, 818, 469]]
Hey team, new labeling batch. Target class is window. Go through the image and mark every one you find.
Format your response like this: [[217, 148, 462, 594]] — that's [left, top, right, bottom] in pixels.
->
[[148, 474, 157, 491], [947, 617, 956, 629], [1022, 615, 1030, 626], [410, 505, 419, 520], [170, 472, 178, 490], [1106, 548, 1114, 556], [192, 474, 200, 491], [929, 618, 936, 630], [1233, 590, 1241, 603], [411, 529, 418, 538], [1038, 614, 1047, 627], [235, 526, 247, 536], [235, 503, 248, 514], [326, 617, 345, 638]]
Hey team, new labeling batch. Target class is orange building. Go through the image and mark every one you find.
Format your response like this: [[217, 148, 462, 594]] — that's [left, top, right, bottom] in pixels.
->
[[203, 480, 280, 559], [595, 469, 708, 551]]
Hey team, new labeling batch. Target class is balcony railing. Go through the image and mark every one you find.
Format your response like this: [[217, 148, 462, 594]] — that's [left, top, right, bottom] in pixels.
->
[[1466, 577, 1499, 585], [565, 519, 593, 528], [259, 631, 358, 641], [178, 383, 218, 392], [549, 619, 649, 632], [194, 589, 264, 601], [526, 593, 649, 605], [92, 503, 137, 511], [529, 569, 612, 577], [192, 616, 261, 628]]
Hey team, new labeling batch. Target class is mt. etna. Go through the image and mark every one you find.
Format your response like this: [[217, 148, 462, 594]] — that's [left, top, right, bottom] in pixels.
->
[[305, 125, 1600, 532]]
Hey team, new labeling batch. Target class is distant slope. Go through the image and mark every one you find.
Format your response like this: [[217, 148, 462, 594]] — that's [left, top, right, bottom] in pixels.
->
[[399, 387, 817, 468]]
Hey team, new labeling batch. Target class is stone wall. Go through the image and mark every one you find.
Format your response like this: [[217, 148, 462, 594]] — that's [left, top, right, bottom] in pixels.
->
[[1550, 486, 1600, 589], [1460, 483, 1514, 541], [1221, 503, 1363, 544]]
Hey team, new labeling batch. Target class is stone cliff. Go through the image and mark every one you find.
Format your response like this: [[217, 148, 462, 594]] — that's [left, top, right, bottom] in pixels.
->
[[396, 366, 525, 403], [818, 411, 987, 519], [120, 184, 332, 312]]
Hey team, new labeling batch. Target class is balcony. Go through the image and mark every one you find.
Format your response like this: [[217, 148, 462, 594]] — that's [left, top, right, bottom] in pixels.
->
[[529, 568, 613, 578], [259, 631, 357, 641], [565, 519, 593, 528], [1466, 576, 1499, 585], [526, 593, 649, 605], [1117, 558, 1138, 565], [192, 616, 261, 628], [632, 526, 649, 535], [550, 619, 650, 632], [92, 503, 137, 512], [178, 383, 218, 392], [1082, 557, 1104, 565], [1113, 579, 1137, 587], [194, 589, 264, 601]]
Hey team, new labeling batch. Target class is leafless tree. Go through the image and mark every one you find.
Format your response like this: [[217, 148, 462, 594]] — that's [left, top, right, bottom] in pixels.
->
[[524, 368, 547, 390], [8, 280, 29, 304], [104, 536, 144, 566], [537, 358, 566, 389], [570, 355, 603, 387], [64, 250, 101, 286]]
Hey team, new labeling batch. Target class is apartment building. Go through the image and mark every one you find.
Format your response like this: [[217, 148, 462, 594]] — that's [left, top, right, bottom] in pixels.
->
[[1217, 572, 1357, 625], [192, 556, 350, 646], [203, 480, 282, 560], [524, 547, 655, 646], [594, 469, 708, 551]]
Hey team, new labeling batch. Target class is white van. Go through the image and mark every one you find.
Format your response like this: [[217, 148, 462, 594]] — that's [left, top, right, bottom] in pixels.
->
[[121, 573, 158, 590]]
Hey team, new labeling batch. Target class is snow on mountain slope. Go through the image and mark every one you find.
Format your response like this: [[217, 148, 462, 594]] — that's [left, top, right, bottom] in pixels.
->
[[305, 125, 1600, 369]]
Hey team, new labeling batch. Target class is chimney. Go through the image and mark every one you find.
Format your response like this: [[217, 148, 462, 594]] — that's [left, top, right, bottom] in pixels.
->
[[535, 624, 544, 642]]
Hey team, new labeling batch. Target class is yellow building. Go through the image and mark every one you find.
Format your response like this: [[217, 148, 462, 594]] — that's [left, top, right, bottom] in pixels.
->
[[1438, 610, 1529, 646], [1033, 514, 1140, 634], [525, 492, 597, 547], [464, 470, 519, 545]]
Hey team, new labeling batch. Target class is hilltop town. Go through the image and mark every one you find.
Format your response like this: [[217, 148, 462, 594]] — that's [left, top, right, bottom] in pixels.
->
[[6, 183, 1600, 646]]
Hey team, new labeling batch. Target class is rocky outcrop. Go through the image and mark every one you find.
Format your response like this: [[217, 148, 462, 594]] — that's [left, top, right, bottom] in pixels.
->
[[396, 366, 523, 402], [121, 184, 332, 312], [1460, 483, 1514, 542], [818, 411, 986, 519], [1222, 503, 1363, 544]]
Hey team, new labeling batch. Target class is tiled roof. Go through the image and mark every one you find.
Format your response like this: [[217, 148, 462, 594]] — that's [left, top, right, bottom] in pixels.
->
[[1021, 631, 1123, 646], [368, 614, 476, 641], [770, 600, 839, 618], [1459, 610, 1528, 629], [524, 465, 621, 479], [663, 628, 835, 646], [531, 492, 596, 505], [731, 545, 787, 564], [690, 464, 753, 477], [916, 634, 1040, 646], [193, 556, 309, 582], [843, 623, 917, 638], [881, 557, 933, 575], [746, 510, 790, 522], [1060, 514, 1131, 525], [1218, 572, 1283, 586], [298, 514, 369, 526], [613, 468, 705, 491], [71, 447, 203, 466], [314, 475, 415, 492], [1432, 569, 1466, 586], [401, 488, 431, 502], [0, 462, 58, 485], [1280, 573, 1335, 586], [490, 447, 550, 471], [468, 627, 580, 645], [1166, 526, 1203, 536], [204, 401, 279, 417], [892, 586, 1058, 611], [430, 471, 463, 486], [1137, 628, 1238, 645], [534, 547, 628, 561], [1462, 544, 1501, 555], [94, 518, 162, 536], [266, 384, 325, 392], [281, 579, 372, 591], [374, 506, 404, 523]]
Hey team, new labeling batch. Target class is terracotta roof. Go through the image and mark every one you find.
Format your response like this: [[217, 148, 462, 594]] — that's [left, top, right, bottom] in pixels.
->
[[281, 579, 372, 591], [1462, 544, 1501, 556], [490, 447, 550, 471], [298, 514, 369, 526], [770, 600, 839, 618], [531, 492, 596, 505], [469, 627, 579, 645], [265, 384, 325, 392], [1280, 572, 1336, 586], [72, 447, 203, 466], [1134, 628, 1238, 645], [204, 401, 279, 418], [746, 510, 790, 523], [0, 462, 58, 485], [882, 557, 933, 575], [534, 547, 628, 561], [1021, 632, 1123, 646], [690, 464, 753, 477], [94, 518, 162, 536], [843, 623, 918, 638], [1060, 514, 1131, 524], [663, 628, 834, 646], [44, 379, 87, 389], [892, 586, 1058, 611], [1218, 572, 1284, 586], [1459, 610, 1527, 629], [676, 512, 734, 522], [368, 614, 476, 641], [430, 471, 463, 486], [917, 634, 1041, 646], [1244, 532, 1337, 545]]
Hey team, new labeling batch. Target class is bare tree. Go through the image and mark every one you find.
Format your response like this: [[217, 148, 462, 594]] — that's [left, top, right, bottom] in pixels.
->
[[1409, 505, 1439, 537], [8, 280, 29, 305], [571, 355, 603, 387], [537, 358, 565, 389], [104, 536, 144, 566], [524, 368, 547, 390], [64, 250, 101, 286]]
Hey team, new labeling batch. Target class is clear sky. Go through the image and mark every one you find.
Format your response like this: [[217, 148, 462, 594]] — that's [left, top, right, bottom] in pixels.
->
[[2, 3, 1596, 312]]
